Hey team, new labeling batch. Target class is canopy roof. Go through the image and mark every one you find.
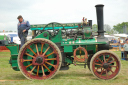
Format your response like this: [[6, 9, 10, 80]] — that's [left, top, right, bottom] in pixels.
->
[[30, 22, 88, 30]]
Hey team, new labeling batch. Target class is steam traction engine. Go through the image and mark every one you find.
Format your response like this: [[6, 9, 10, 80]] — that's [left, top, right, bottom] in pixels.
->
[[6, 4, 121, 80]]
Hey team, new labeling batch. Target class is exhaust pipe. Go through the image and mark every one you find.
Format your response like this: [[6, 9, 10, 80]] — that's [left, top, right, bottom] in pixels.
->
[[95, 4, 110, 51], [95, 4, 105, 37]]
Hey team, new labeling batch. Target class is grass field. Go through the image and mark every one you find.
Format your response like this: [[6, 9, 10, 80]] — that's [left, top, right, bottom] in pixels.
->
[[0, 51, 128, 85]]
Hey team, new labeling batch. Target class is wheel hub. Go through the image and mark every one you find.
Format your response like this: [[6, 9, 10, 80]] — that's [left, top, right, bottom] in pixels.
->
[[36, 56, 43, 64], [103, 63, 109, 69]]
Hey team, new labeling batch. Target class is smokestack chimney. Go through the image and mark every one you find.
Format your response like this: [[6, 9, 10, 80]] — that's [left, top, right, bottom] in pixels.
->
[[95, 4, 105, 37]]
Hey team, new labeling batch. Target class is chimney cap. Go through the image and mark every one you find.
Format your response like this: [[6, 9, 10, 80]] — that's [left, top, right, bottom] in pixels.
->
[[95, 4, 104, 7]]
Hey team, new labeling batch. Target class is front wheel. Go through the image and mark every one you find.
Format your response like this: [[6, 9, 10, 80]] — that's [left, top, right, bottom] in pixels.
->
[[90, 50, 121, 80]]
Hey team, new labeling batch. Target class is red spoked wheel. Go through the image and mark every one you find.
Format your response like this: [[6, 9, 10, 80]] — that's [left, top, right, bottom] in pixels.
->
[[18, 38, 62, 80], [90, 50, 121, 80]]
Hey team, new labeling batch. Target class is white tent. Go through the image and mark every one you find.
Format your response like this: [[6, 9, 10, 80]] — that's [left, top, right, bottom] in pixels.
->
[[104, 35, 115, 41], [113, 34, 128, 38]]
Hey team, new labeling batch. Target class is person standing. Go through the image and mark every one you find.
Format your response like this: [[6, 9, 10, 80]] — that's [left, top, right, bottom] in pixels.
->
[[118, 38, 121, 51], [123, 40, 128, 60], [125, 36, 128, 42], [113, 39, 117, 43], [17, 15, 30, 48], [111, 39, 114, 43]]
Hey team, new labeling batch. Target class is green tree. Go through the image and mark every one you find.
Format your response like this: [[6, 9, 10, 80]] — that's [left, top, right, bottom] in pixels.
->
[[104, 24, 111, 32], [110, 29, 118, 34], [104, 24, 117, 34], [92, 24, 117, 34], [9, 30, 13, 32], [92, 24, 98, 32], [113, 22, 128, 33]]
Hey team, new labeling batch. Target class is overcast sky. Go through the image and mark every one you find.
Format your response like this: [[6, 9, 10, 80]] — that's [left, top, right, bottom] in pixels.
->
[[0, 0, 128, 31]]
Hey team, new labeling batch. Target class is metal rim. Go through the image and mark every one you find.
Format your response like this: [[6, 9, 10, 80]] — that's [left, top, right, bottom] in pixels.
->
[[18, 38, 62, 80], [90, 50, 121, 80]]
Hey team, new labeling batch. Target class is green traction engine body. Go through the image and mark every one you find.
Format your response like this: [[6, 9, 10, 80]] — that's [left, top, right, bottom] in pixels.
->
[[6, 20, 109, 71]]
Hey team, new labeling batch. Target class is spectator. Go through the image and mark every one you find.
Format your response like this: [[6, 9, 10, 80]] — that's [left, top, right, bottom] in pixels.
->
[[111, 39, 114, 43], [125, 36, 128, 42], [113, 39, 117, 43], [123, 38, 126, 43], [118, 38, 121, 51], [123, 40, 128, 60]]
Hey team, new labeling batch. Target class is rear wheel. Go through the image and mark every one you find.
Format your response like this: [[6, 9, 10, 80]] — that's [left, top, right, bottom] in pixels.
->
[[18, 38, 62, 80], [90, 50, 121, 80]]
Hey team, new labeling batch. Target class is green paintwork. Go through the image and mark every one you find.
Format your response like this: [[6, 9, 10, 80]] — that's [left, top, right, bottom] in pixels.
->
[[6, 22, 108, 71], [83, 27, 92, 38], [65, 57, 73, 64], [64, 46, 73, 52], [24, 43, 54, 73], [6, 44, 20, 71], [35, 31, 49, 39], [35, 30, 62, 43], [30, 23, 83, 30], [61, 38, 106, 46]]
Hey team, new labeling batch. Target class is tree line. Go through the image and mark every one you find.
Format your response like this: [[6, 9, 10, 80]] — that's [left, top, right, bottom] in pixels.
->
[[0, 22, 128, 35], [0, 31, 17, 33], [92, 22, 128, 34]]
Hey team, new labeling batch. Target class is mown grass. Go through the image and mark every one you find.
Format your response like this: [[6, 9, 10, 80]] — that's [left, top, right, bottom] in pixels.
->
[[0, 51, 128, 85]]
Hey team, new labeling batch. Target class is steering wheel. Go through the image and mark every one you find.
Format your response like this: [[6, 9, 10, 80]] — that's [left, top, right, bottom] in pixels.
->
[[44, 22, 66, 36], [36, 22, 66, 36]]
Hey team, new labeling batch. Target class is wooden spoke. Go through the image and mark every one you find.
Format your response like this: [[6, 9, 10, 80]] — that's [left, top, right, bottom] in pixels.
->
[[43, 64, 51, 72], [45, 51, 55, 57], [95, 63, 102, 66], [43, 46, 50, 56], [25, 53, 35, 58], [106, 69, 108, 77], [100, 68, 104, 75], [26, 63, 32, 68], [37, 65, 39, 76], [108, 60, 115, 65], [97, 57, 103, 63], [108, 68, 114, 73], [45, 58, 57, 61], [79, 49, 82, 58], [91, 51, 121, 80], [30, 66, 36, 74], [106, 54, 111, 63], [23, 59, 33, 62], [45, 61, 55, 68], [103, 55, 106, 63], [111, 65, 117, 68], [41, 65, 46, 76], [101, 68, 103, 71], [35, 44, 39, 55], [28, 47, 37, 56], [41, 43, 44, 54]]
